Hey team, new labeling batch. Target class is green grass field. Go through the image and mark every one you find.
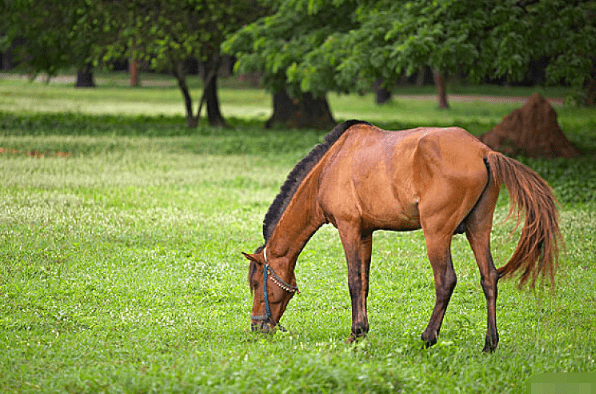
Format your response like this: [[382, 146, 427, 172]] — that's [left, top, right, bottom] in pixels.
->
[[1, 74, 595, 393]]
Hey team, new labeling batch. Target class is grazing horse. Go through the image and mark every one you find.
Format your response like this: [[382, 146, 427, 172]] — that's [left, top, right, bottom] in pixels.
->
[[243, 120, 562, 352]]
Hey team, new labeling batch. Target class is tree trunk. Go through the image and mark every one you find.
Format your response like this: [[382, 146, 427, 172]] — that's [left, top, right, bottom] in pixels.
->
[[129, 58, 140, 87], [130, 37, 140, 87], [202, 57, 226, 127], [373, 80, 392, 104], [203, 71, 225, 127], [75, 63, 95, 88], [172, 61, 198, 128], [583, 64, 596, 106], [416, 66, 426, 87], [433, 69, 449, 108], [266, 89, 335, 129], [171, 55, 226, 128]]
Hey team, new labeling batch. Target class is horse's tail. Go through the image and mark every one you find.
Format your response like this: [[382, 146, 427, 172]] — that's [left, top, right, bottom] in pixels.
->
[[485, 152, 563, 288]]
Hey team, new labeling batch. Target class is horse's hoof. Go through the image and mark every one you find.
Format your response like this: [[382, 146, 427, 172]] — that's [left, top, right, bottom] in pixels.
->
[[345, 334, 358, 344], [421, 333, 437, 349], [482, 343, 497, 353], [346, 331, 367, 344], [482, 335, 498, 353]]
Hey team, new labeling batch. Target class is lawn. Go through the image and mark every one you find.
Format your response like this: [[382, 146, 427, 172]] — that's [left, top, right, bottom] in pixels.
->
[[1, 74, 595, 393]]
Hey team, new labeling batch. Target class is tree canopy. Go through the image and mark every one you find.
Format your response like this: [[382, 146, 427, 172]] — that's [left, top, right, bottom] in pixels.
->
[[223, 0, 361, 98], [1, 0, 268, 126], [100, 0, 269, 126], [1, 0, 113, 84], [225, 0, 596, 106], [3, 0, 595, 130]]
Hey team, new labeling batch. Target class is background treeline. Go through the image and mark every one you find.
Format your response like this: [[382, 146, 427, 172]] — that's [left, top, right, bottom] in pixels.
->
[[1, 0, 595, 128]]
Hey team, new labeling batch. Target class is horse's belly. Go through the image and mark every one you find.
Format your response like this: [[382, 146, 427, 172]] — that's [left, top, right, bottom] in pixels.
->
[[359, 195, 421, 231], [353, 174, 420, 231]]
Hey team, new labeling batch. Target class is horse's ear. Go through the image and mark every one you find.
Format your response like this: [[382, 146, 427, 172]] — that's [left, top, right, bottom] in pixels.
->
[[242, 252, 262, 265]]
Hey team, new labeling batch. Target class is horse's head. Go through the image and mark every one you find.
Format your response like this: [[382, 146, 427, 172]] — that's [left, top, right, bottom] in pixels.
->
[[243, 247, 298, 333]]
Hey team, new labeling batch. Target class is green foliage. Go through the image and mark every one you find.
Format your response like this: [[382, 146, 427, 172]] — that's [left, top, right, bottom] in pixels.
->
[[101, 0, 270, 125], [108, 0, 267, 71], [223, 0, 361, 97], [345, 0, 596, 91], [225, 0, 596, 101], [0, 0, 115, 77]]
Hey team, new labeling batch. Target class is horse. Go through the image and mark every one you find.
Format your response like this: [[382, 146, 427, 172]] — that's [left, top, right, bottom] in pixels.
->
[[243, 120, 562, 352]]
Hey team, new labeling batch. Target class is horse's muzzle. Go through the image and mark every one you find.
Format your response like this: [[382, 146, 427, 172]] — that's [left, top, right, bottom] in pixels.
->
[[251, 320, 274, 333]]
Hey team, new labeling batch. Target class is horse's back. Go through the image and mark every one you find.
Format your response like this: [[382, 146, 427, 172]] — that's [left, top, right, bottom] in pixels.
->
[[318, 124, 493, 233]]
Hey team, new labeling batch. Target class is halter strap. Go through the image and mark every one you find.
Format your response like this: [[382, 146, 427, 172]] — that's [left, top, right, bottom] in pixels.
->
[[250, 247, 300, 329]]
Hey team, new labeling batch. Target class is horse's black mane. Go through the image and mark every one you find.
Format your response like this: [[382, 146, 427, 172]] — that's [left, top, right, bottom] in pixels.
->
[[260, 120, 371, 246]]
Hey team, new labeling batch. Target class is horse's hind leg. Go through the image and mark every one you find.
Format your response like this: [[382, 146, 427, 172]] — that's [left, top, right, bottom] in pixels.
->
[[465, 180, 500, 352], [420, 232, 457, 348]]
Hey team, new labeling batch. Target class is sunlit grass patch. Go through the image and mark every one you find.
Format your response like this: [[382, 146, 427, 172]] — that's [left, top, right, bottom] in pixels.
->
[[1, 92, 595, 393]]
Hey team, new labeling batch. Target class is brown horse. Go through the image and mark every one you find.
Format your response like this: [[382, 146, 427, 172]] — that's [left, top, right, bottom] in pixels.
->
[[243, 120, 562, 352]]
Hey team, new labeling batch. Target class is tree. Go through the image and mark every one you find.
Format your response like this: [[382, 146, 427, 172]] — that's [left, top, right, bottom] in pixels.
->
[[1, 1, 267, 127], [108, 0, 269, 127], [223, 0, 361, 128], [226, 0, 596, 127], [285, 0, 596, 107], [0, 0, 114, 87]]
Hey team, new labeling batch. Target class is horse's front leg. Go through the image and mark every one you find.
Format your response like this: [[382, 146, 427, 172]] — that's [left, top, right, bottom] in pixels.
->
[[338, 226, 373, 342]]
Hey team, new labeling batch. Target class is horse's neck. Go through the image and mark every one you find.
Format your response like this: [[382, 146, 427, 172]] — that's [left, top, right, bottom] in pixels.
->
[[266, 168, 326, 273]]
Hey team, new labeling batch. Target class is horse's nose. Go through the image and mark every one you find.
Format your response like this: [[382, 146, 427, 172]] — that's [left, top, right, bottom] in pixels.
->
[[251, 320, 271, 333]]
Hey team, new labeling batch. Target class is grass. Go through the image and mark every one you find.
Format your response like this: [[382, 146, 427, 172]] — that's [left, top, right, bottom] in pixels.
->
[[1, 73, 595, 393]]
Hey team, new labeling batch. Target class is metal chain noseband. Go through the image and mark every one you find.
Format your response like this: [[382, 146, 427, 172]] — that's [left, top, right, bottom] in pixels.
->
[[268, 264, 300, 294], [250, 247, 299, 330]]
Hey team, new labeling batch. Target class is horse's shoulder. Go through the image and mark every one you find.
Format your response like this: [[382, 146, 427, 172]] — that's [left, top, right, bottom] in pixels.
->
[[344, 123, 385, 138]]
